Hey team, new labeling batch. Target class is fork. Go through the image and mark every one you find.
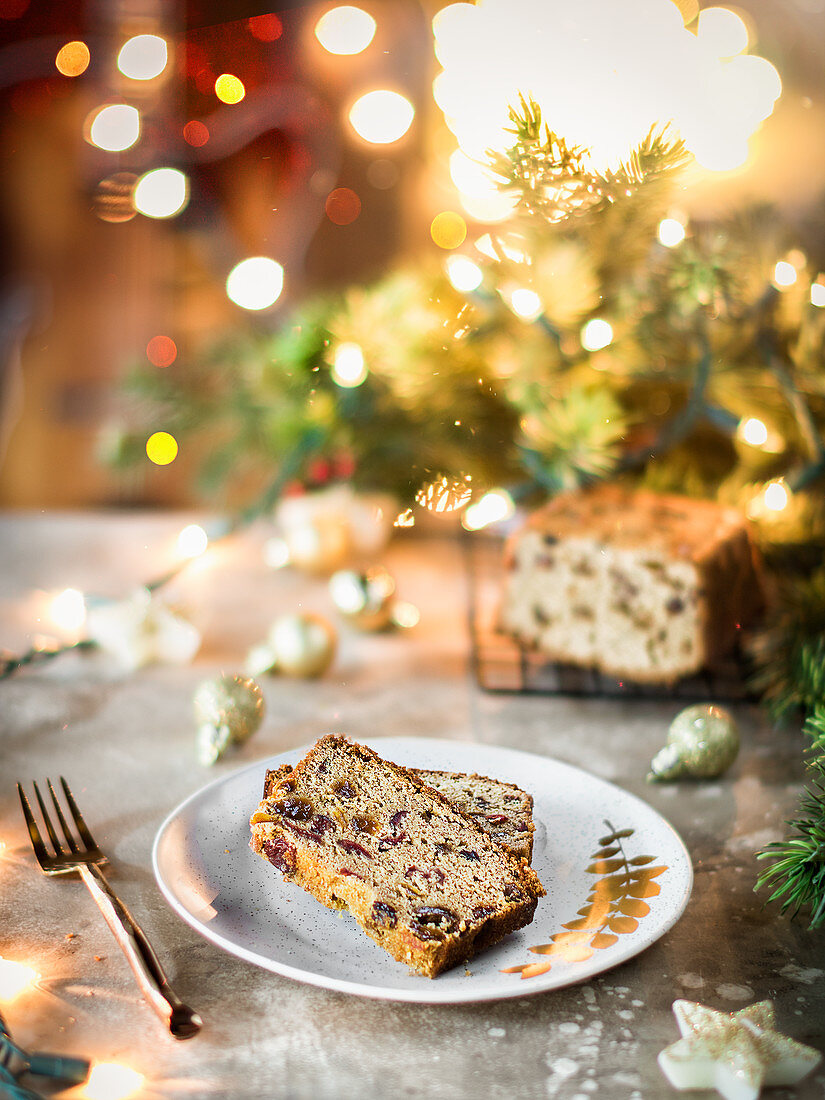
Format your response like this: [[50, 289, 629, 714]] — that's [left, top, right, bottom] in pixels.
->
[[17, 778, 202, 1041]]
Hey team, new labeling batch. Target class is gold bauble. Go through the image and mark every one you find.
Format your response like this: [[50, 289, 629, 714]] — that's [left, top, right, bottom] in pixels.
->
[[329, 567, 396, 631], [267, 613, 336, 677]]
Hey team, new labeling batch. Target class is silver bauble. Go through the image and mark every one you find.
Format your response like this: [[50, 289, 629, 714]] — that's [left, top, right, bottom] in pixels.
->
[[647, 703, 739, 782]]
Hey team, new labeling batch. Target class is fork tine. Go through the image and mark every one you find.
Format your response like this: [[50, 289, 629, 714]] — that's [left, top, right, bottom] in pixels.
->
[[46, 779, 80, 854], [60, 777, 97, 851], [33, 781, 64, 855], [16, 783, 51, 867]]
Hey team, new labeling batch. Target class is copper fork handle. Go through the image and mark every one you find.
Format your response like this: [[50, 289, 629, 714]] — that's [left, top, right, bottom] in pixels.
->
[[78, 863, 203, 1040]]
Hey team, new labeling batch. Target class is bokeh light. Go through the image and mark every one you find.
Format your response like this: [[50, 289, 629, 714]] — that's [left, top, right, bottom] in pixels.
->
[[215, 73, 245, 104], [146, 335, 177, 367], [55, 41, 90, 77], [248, 13, 282, 41], [445, 254, 483, 292], [658, 217, 686, 247], [88, 104, 140, 152], [325, 187, 362, 225], [183, 120, 209, 147], [430, 210, 467, 249], [50, 587, 86, 635], [462, 489, 515, 531], [226, 257, 284, 310], [82, 1062, 144, 1100], [696, 6, 749, 58], [509, 287, 542, 320], [133, 168, 189, 219], [737, 417, 768, 447], [348, 90, 414, 144], [581, 318, 614, 351], [315, 6, 376, 55], [332, 342, 368, 387], [145, 431, 178, 466], [117, 34, 168, 80], [811, 281, 825, 308], [764, 479, 790, 512], [177, 524, 208, 558], [772, 260, 798, 289], [432, 0, 782, 187]]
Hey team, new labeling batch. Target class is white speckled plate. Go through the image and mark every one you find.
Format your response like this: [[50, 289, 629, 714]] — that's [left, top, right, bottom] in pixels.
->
[[152, 737, 693, 1003]]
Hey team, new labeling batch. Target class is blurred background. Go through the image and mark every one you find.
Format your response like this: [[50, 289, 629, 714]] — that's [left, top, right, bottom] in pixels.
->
[[1, 0, 824, 510]]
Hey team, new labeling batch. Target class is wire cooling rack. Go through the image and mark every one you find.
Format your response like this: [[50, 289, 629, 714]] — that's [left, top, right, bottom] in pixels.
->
[[464, 530, 755, 700]]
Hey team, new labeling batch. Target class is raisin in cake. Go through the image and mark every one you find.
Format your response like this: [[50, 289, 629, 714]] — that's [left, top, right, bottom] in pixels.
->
[[250, 735, 544, 978], [500, 484, 764, 684], [264, 766, 535, 862]]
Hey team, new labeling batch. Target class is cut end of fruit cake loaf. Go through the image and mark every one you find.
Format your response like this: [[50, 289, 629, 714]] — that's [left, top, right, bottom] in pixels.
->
[[263, 764, 536, 863], [250, 736, 544, 978], [500, 484, 764, 684]]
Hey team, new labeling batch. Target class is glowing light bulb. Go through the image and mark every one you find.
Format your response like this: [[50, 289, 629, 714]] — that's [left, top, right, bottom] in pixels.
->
[[658, 217, 686, 247], [811, 281, 825, 308], [215, 73, 245, 104], [737, 417, 769, 447], [509, 288, 542, 320], [773, 261, 798, 289], [133, 168, 188, 219], [226, 257, 284, 311], [445, 254, 483, 292], [581, 318, 614, 351], [117, 34, 168, 80], [348, 90, 414, 144], [332, 342, 368, 387], [82, 1062, 144, 1100], [764, 480, 789, 511], [177, 524, 208, 558], [88, 104, 140, 152], [461, 489, 515, 531], [315, 5, 376, 54], [0, 956, 39, 1002], [50, 588, 86, 635], [145, 431, 178, 466], [55, 40, 90, 77], [430, 210, 467, 249]]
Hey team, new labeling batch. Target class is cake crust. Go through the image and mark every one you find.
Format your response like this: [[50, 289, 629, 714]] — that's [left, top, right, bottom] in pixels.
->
[[250, 735, 544, 978]]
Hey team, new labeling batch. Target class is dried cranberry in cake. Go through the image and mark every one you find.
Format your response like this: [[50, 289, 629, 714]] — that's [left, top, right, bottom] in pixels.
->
[[262, 837, 297, 875], [248, 735, 544, 978]]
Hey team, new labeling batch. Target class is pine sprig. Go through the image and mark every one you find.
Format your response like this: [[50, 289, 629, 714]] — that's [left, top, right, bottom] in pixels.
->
[[755, 756, 825, 929], [487, 95, 690, 225]]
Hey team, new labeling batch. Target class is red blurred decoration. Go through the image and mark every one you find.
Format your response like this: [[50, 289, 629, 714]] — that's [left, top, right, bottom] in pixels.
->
[[146, 335, 178, 368], [325, 187, 361, 226], [247, 13, 282, 42], [183, 119, 210, 146]]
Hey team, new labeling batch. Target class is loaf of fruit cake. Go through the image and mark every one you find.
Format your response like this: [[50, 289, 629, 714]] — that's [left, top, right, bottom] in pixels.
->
[[263, 765, 536, 862], [250, 736, 544, 978], [500, 484, 764, 684]]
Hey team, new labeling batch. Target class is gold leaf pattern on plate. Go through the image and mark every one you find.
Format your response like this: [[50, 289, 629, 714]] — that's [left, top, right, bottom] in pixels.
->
[[501, 819, 668, 980]]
